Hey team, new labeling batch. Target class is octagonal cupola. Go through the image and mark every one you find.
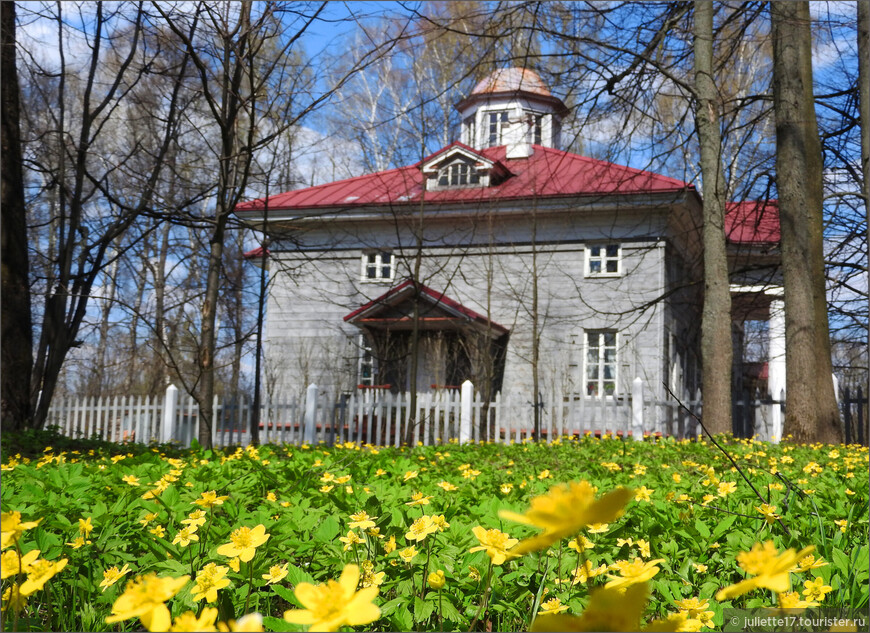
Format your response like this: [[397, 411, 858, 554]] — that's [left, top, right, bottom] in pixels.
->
[[455, 67, 568, 158]]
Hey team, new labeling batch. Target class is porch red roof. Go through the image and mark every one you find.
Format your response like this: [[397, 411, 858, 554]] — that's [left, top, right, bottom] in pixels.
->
[[344, 279, 509, 336], [235, 144, 693, 212], [725, 201, 780, 244]]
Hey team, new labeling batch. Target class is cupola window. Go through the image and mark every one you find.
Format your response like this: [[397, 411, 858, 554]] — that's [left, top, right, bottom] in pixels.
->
[[487, 111, 510, 147]]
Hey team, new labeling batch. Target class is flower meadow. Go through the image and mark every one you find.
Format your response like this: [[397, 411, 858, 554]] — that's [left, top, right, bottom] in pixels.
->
[[1, 432, 868, 632]]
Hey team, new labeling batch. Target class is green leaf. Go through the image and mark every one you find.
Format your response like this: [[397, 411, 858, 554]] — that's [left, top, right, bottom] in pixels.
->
[[415, 595, 434, 622], [439, 596, 462, 622], [831, 548, 851, 573], [262, 615, 304, 632], [271, 583, 298, 606], [285, 563, 315, 588], [391, 605, 413, 631], [694, 518, 711, 540], [313, 515, 340, 542]]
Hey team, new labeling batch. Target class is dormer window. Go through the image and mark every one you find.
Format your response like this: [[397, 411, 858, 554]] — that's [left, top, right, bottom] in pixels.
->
[[437, 162, 480, 187]]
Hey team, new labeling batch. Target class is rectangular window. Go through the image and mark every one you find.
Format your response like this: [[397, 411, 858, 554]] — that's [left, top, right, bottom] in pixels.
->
[[585, 330, 618, 396], [464, 115, 476, 146], [358, 335, 375, 386], [488, 111, 509, 147], [586, 244, 621, 276], [533, 114, 543, 145], [361, 251, 393, 282]]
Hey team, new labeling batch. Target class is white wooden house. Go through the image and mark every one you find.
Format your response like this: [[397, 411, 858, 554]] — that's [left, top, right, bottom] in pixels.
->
[[235, 68, 783, 436]]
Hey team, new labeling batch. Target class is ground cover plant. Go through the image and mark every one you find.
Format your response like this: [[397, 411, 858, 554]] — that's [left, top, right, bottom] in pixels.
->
[[1, 431, 868, 631]]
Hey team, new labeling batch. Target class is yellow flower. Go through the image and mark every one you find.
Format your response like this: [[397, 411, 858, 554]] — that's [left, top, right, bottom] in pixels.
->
[[1, 549, 39, 580], [66, 536, 91, 549], [436, 480, 457, 491], [172, 526, 200, 547], [1, 583, 26, 614], [701, 494, 715, 506], [468, 565, 481, 581], [790, 554, 828, 573], [398, 546, 418, 564], [348, 511, 377, 530], [105, 573, 189, 631], [375, 469, 387, 476], [499, 481, 632, 556], [834, 519, 848, 533], [564, 560, 607, 585], [100, 564, 132, 591], [406, 492, 432, 506], [192, 563, 230, 603], [319, 485, 334, 493], [403, 470, 418, 481], [617, 537, 634, 548], [283, 564, 380, 632], [568, 535, 595, 553], [716, 542, 815, 600], [635, 486, 654, 502], [672, 473, 682, 483], [339, 530, 363, 551], [469, 526, 518, 565], [265, 492, 277, 502], [427, 570, 446, 589], [693, 563, 708, 574], [431, 515, 450, 532], [755, 504, 779, 525], [1, 512, 41, 550], [122, 475, 141, 486], [139, 512, 159, 527], [500, 483, 514, 494], [228, 558, 240, 573], [262, 564, 288, 585], [149, 525, 166, 538], [532, 582, 648, 632], [674, 597, 714, 625], [216, 525, 269, 562], [587, 523, 609, 534], [405, 516, 438, 542], [778, 591, 819, 609], [169, 607, 218, 632], [537, 469, 552, 480], [717, 481, 737, 497], [18, 557, 68, 596], [383, 536, 397, 554], [181, 510, 207, 528], [605, 558, 665, 589], [539, 598, 569, 614], [194, 491, 229, 509], [636, 538, 651, 558], [802, 576, 833, 602]]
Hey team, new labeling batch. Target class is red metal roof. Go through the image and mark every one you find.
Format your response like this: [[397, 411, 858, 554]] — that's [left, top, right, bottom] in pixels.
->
[[344, 279, 509, 335], [725, 201, 780, 244], [235, 144, 693, 213]]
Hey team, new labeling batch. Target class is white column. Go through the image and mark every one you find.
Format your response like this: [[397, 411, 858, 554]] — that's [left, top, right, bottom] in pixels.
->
[[459, 380, 473, 445], [303, 383, 318, 445], [631, 377, 644, 441], [768, 299, 786, 443], [161, 384, 178, 444]]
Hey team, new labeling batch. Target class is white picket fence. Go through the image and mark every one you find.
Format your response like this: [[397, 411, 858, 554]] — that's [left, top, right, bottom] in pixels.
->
[[44, 378, 728, 448]]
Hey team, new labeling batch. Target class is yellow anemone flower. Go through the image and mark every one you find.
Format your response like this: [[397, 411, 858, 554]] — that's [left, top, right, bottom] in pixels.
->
[[192, 563, 230, 603], [283, 564, 380, 632], [605, 558, 665, 589], [262, 564, 289, 585], [99, 564, 132, 591], [105, 573, 189, 632], [1, 512, 42, 550], [716, 542, 814, 600], [469, 526, 518, 565], [216, 525, 269, 563], [499, 481, 632, 556], [169, 607, 218, 632], [405, 516, 438, 542], [532, 582, 648, 632], [1, 549, 40, 580], [19, 558, 68, 596]]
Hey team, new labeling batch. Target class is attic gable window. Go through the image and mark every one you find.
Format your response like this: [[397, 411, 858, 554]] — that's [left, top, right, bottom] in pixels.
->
[[437, 162, 480, 187]]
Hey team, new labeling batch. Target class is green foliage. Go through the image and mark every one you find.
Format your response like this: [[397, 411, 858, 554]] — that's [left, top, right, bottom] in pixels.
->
[[1, 435, 867, 631]]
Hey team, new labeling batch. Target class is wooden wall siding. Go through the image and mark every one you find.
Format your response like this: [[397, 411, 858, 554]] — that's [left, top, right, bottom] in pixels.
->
[[264, 239, 674, 400]]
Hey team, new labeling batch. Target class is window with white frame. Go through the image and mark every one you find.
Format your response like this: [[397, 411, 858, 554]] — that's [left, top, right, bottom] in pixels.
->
[[585, 330, 618, 396], [437, 161, 480, 187], [487, 110, 510, 147], [586, 244, 621, 276], [531, 113, 544, 145], [358, 335, 375, 386], [361, 251, 393, 282], [463, 115, 476, 146]]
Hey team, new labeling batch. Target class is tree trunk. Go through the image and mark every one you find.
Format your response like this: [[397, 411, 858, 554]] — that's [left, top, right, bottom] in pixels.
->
[[857, 0, 870, 406], [693, 0, 733, 435], [1, 1, 33, 430], [771, 1, 842, 444]]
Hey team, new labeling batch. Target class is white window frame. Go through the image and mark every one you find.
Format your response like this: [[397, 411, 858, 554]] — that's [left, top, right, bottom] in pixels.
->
[[357, 334, 375, 386], [360, 251, 394, 282], [584, 330, 618, 397], [436, 161, 481, 188], [585, 243, 621, 277], [486, 110, 510, 147]]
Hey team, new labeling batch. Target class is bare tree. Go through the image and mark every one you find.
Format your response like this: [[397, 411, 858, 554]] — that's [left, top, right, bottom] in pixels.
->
[[771, 1, 842, 443]]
